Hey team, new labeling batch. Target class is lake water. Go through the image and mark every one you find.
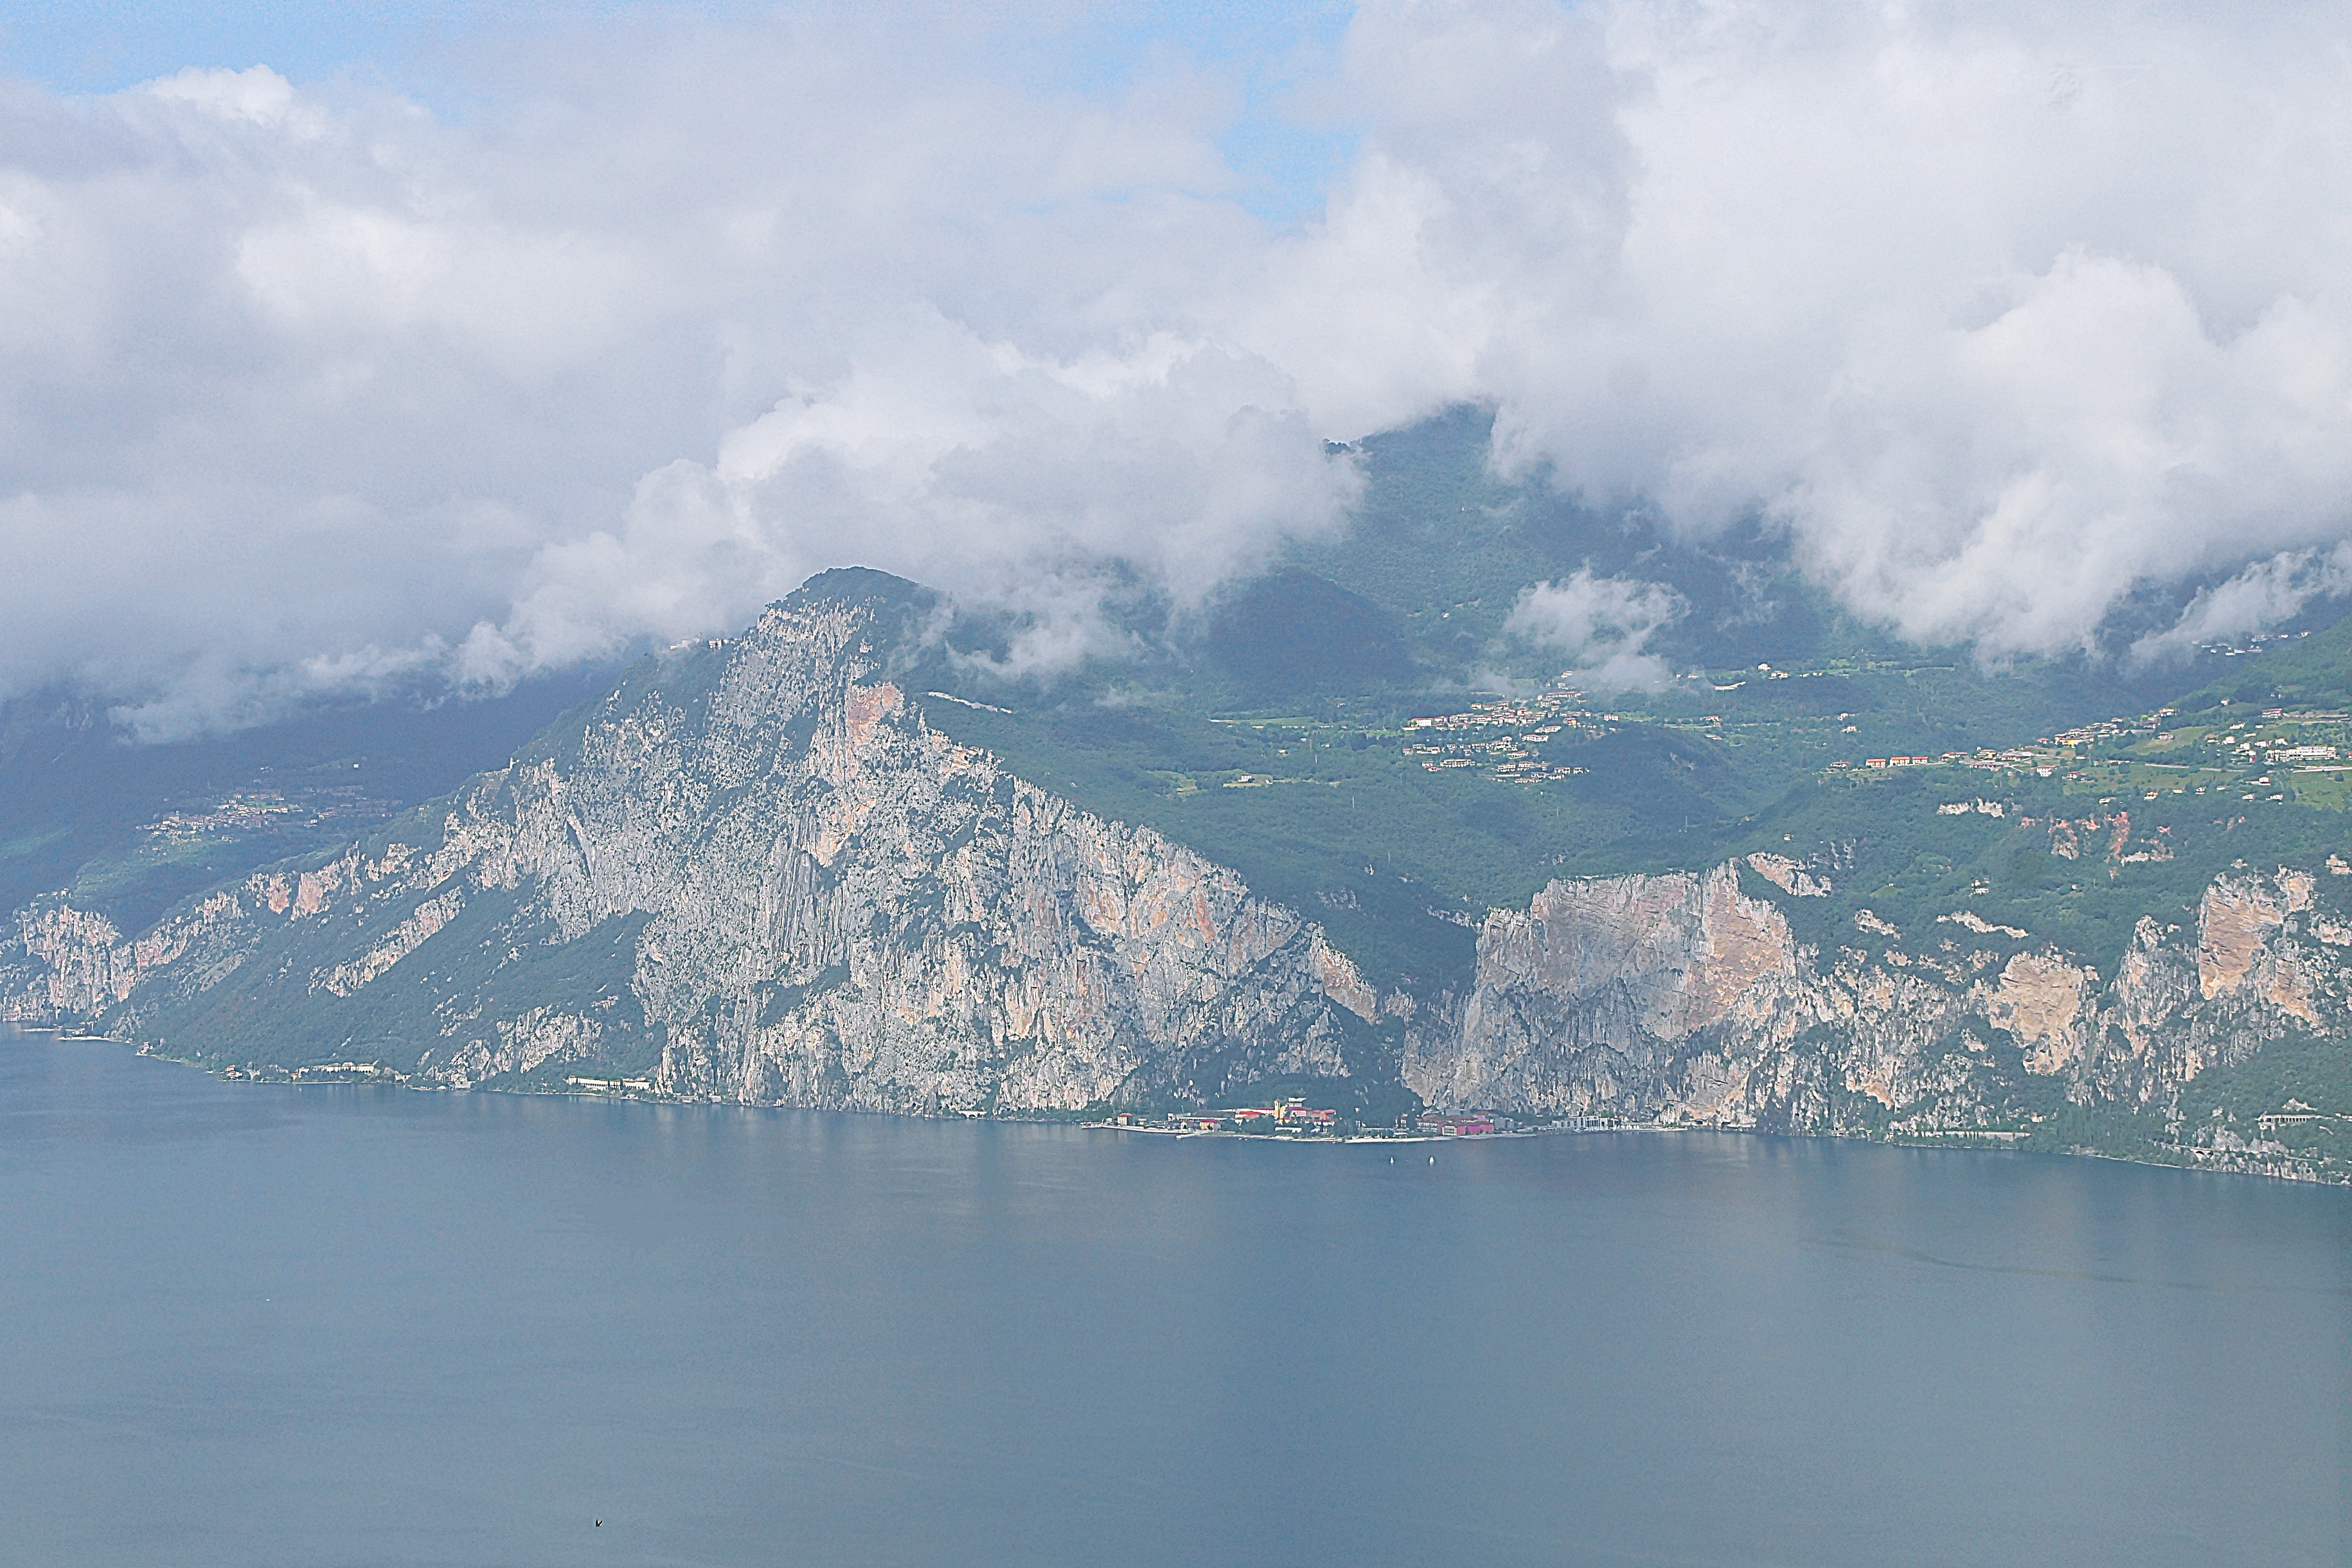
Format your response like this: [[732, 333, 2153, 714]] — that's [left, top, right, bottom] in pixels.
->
[[2, 1027, 2346, 1567]]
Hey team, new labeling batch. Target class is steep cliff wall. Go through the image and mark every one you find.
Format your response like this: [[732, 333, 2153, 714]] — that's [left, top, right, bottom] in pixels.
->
[[1, 577, 1384, 1113], [4, 574, 2344, 1181], [1407, 853, 2351, 1179]]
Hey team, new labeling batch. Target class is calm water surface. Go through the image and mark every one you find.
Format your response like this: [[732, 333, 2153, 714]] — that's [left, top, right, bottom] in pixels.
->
[[2, 1027, 2346, 1567]]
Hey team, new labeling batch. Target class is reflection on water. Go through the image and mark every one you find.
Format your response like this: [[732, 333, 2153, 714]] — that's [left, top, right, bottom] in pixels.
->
[[2, 1029, 2346, 1568]]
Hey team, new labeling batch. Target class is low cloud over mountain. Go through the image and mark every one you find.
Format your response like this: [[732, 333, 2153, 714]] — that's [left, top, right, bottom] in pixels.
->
[[5, 1, 2350, 733]]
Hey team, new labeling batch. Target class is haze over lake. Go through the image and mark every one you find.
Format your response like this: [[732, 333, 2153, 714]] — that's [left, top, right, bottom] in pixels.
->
[[3, 1026, 2345, 1567]]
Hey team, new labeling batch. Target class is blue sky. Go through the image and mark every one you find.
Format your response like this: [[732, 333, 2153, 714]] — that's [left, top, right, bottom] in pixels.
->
[[0, 0, 1361, 223]]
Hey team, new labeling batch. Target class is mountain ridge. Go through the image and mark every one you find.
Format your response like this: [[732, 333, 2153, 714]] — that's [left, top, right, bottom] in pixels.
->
[[3, 576, 1396, 1116], [4, 567, 2348, 1181]]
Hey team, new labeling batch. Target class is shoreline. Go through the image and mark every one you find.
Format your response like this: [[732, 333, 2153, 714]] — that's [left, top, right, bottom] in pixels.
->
[[3, 1026, 2340, 1186], [1077, 1122, 1483, 1144]]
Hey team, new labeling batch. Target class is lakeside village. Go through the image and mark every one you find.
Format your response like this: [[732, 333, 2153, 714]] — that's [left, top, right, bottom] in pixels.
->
[[234, 1068, 1593, 1141], [1084, 1099, 1549, 1141]]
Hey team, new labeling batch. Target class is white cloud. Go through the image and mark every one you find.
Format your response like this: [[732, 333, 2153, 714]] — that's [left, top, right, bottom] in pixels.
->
[[1251, 1, 2352, 657], [457, 314, 1360, 684], [1501, 570, 1684, 691], [143, 64, 321, 131], [0, 26, 1339, 733], [6, 3, 2352, 735], [2129, 546, 2352, 666]]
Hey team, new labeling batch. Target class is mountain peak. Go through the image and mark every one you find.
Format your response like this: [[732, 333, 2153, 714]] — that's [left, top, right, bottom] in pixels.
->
[[783, 566, 938, 619]]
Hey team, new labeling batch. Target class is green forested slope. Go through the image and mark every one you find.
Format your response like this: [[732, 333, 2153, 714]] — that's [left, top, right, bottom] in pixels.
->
[[908, 408, 2347, 996]]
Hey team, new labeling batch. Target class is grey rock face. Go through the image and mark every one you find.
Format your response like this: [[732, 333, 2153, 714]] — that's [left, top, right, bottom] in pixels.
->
[[1416, 864, 1820, 1119], [3, 582, 1382, 1112], [1409, 855, 2351, 1166], [3, 577, 2344, 1180]]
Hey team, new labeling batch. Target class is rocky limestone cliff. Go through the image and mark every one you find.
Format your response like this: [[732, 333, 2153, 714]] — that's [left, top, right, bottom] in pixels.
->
[[3, 573, 2344, 1180], [1, 575, 1385, 1113], [1406, 853, 2350, 1179]]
